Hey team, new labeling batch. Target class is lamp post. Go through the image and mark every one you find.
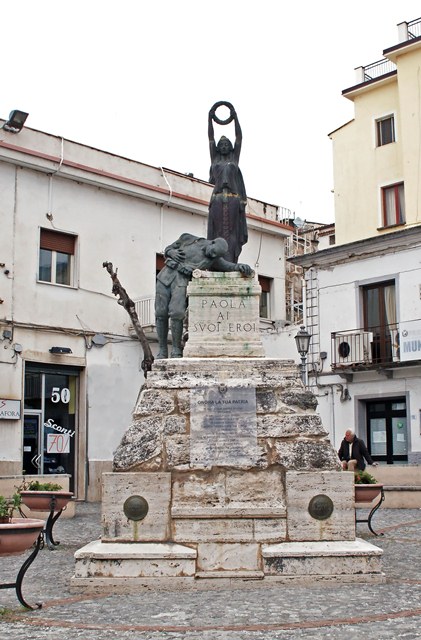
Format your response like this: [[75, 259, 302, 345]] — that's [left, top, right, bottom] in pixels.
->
[[294, 325, 311, 386]]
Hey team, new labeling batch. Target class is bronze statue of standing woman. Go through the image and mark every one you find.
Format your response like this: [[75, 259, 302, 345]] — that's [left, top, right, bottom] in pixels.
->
[[207, 101, 248, 263]]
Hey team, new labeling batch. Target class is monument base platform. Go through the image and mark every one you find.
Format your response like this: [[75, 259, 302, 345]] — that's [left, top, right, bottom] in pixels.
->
[[71, 538, 384, 593], [72, 356, 385, 592]]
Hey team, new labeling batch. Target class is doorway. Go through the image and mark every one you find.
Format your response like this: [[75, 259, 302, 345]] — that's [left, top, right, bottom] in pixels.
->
[[366, 397, 408, 464], [24, 364, 80, 492]]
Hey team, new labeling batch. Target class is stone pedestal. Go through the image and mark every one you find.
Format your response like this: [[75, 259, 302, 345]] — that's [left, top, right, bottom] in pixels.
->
[[72, 358, 384, 591], [183, 271, 265, 357]]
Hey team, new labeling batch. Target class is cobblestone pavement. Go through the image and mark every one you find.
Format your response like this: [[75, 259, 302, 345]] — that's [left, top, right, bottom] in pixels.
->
[[1, 502, 421, 639]]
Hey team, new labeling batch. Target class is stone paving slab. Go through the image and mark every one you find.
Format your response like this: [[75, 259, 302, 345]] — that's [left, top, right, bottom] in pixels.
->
[[1, 502, 421, 639]]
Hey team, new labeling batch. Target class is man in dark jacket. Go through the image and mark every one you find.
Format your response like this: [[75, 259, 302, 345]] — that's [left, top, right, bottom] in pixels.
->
[[338, 429, 377, 471]]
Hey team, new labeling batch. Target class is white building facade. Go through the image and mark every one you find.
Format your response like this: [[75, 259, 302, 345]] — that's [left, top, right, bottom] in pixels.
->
[[291, 228, 421, 466], [0, 122, 291, 500]]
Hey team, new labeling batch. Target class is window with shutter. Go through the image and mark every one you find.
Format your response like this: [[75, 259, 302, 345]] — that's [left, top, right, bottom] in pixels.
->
[[258, 275, 272, 319], [39, 229, 76, 286]]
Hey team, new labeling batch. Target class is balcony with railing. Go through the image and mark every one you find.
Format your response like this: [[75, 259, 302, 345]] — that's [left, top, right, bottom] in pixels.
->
[[352, 17, 421, 87], [354, 58, 396, 85], [400, 17, 421, 41], [331, 320, 421, 371], [134, 297, 155, 328]]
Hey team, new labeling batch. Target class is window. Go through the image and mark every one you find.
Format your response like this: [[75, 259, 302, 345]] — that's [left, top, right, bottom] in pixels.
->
[[362, 280, 396, 364], [382, 183, 405, 227], [156, 253, 165, 277], [258, 275, 272, 319], [39, 229, 76, 285], [376, 115, 395, 146]]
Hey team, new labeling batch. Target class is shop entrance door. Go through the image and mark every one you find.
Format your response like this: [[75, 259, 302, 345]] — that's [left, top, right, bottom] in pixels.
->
[[24, 365, 79, 492], [366, 398, 408, 464], [23, 412, 42, 474]]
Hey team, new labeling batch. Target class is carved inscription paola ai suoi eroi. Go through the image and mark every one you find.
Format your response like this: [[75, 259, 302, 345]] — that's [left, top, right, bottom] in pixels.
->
[[191, 297, 257, 334]]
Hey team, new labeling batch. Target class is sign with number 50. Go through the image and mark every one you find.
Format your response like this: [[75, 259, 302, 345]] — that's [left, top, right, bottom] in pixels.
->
[[51, 387, 71, 404]]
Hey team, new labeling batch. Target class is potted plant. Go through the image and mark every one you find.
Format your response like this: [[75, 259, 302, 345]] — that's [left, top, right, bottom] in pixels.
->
[[354, 469, 383, 503], [18, 480, 74, 549], [0, 493, 22, 524], [0, 493, 44, 557], [19, 480, 73, 512]]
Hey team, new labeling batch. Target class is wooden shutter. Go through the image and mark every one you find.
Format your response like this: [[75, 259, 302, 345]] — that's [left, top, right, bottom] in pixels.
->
[[40, 229, 75, 254], [258, 275, 272, 292]]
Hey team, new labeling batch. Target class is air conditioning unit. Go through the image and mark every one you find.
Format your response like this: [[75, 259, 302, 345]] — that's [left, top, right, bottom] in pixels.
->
[[334, 331, 373, 365]]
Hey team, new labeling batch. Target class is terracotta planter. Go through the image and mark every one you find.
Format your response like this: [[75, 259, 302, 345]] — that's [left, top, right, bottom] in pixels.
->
[[355, 483, 384, 503], [20, 491, 73, 512], [0, 518, 44, 557]]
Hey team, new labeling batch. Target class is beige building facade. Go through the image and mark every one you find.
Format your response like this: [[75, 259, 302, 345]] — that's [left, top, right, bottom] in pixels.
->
[[330, 18, 421, 246]]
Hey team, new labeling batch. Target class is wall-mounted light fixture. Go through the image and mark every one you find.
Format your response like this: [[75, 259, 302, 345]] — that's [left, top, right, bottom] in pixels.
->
[[49, 347, 72, 354], [3, 110, 29, 133]]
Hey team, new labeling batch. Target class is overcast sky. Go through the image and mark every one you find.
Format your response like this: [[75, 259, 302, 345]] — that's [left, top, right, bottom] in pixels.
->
[[2, 1, 421, 223]]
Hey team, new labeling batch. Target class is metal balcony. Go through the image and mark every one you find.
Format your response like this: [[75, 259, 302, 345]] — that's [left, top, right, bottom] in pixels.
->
[[331, 324, 400, 370], [331, 320, 421, 371]]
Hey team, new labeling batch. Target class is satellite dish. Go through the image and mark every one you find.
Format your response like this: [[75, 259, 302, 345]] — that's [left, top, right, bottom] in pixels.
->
[[294, 217, 305, 228]]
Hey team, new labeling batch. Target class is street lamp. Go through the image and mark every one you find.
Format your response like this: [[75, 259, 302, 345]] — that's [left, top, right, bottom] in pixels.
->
[[294, 325, 311, 385]]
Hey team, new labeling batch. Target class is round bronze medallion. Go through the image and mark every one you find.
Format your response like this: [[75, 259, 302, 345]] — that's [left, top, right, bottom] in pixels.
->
[[308, 494, 334, 521], [123, 495, 149, 521]]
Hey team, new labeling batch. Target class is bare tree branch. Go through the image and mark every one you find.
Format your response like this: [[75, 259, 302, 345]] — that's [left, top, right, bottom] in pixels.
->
[[103, 261, 154, 375]]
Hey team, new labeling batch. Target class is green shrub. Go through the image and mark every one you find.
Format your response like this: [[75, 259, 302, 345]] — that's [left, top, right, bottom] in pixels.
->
[[0, 493, 22, 521], [354, 469, 378, 485], [25, 480, 63, 491]]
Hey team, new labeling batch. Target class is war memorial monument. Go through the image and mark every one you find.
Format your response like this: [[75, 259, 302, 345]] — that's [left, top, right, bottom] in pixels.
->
[[72, 103, 383, 591]]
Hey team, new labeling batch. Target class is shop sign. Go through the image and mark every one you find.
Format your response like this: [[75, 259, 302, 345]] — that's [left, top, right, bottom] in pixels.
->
[[0, 399, 21, 420], [47, 432, 71, 454], [399, 320, 421, 362]]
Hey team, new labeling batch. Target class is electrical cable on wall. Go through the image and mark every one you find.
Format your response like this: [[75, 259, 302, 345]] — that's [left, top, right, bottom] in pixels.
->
[[159, 168, 173, 253], [160, 167, 173, 207], [46, 137, 65, 224], [254, 231, 263, 269]]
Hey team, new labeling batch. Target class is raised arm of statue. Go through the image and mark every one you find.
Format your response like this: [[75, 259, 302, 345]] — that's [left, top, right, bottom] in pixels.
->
[[208, 108, 217, 163], [233, 109, 242, 162]]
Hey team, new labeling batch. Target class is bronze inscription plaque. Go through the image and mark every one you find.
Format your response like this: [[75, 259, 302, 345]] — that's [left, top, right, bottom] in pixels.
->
[[190, 385, 257, 466]]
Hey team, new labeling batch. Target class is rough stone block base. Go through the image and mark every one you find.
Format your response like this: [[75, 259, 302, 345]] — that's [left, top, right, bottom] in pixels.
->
[[262, 538, 384, 583], [70, 537, 384, 592], [72, 540, 196, 583]]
